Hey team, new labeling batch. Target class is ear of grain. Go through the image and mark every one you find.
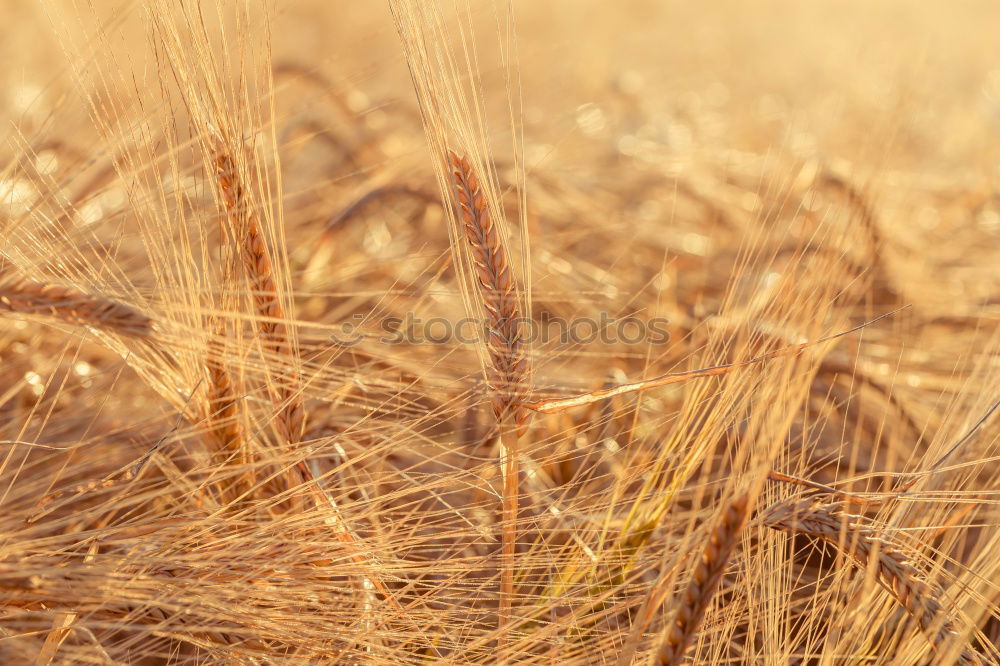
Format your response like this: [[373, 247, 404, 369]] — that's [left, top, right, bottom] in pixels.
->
[[205, 348, 244, 457], [0, 274, 151, 338], [763, 499, 990, 666], [213, 144, 305, 444], [447, 150, 529, 435], [654, 492, 753, 666]]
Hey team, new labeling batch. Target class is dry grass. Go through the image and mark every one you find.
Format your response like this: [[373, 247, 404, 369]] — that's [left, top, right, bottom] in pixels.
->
[[1, 1, 999, 664]]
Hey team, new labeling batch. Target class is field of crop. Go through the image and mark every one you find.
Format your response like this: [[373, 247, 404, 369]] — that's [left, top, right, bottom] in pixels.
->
[[1, 1, 998, 664]]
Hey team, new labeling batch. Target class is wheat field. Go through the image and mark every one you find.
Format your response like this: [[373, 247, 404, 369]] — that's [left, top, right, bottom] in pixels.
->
[[1, 1, 999, 664]]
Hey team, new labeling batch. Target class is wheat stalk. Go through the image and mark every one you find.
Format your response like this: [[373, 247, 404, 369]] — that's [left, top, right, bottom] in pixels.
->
[[213, 146, 305, 444], [653, 492, 753, 666], [209, 137, 445, 650], [448, 150, 531, 639], [763, 499, 990, 665], [0, 274, 151, 338]]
